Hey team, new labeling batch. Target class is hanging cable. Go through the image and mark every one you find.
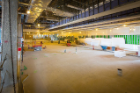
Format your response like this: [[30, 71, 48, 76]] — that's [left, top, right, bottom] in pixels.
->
[[8, 0, 16, 93]]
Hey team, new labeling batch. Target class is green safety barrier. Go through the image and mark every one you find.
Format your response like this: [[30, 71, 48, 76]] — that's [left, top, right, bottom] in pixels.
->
[[78, 35, 140, 45], [24, 66, 27, 70]]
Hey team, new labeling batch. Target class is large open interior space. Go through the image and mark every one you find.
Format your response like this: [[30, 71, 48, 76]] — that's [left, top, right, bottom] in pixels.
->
[[0, 0, 140, 93]]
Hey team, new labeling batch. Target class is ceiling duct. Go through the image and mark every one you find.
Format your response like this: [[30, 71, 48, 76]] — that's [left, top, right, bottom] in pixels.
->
[[26, 0, 52, 23], [24, 0, 74, 23], [50, 0, 140, 30], [39, 16, 59, 21], [44, 8, 74, 17], [67, 4, 83, 10]]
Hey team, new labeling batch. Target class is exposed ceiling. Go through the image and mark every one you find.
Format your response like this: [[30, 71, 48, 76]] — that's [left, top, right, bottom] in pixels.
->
[[18, 0, 140, 32], [18, 0, 95, 29], [49, 0, 140, 30]]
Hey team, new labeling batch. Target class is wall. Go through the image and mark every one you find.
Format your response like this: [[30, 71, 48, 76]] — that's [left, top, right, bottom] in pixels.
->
[[58, 26, 140, 37], [23, 26, 140, 45], [58, 26, 140, 45]]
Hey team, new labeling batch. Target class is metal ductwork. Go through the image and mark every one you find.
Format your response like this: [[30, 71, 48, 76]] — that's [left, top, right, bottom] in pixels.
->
[[44, 8, 74, 17], [67, 4, 83, 10], [50, 0, 140, 30], [26, 0, 52, 23]]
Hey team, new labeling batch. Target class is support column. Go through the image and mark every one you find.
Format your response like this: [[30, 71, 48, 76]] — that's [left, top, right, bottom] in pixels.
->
[[17, 14, 24, 93], [17, 15, 22, 49], [1, 0, 18, 88]]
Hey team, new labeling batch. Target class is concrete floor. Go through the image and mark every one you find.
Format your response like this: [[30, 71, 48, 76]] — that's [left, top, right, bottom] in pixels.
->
[[23, 43, 140, 93]]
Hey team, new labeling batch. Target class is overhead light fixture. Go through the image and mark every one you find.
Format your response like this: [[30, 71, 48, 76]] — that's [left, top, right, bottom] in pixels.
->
[[27, 10, 30, 14], [133, 29, 136, 31], [110, 30, 112, 32], [123, 24, 127, 27], [117, 28, 119, 30], [80, 32, 81, 34], [38, 24, 40, 27], [96, 28, 98, 31]]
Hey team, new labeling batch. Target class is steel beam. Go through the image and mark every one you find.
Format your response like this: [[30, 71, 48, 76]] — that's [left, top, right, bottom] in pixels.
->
[[50, 0, 140, 30]]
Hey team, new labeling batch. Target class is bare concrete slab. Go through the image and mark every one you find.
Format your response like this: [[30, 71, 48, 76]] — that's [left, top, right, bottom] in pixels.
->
[[23, 43, 140, 93]]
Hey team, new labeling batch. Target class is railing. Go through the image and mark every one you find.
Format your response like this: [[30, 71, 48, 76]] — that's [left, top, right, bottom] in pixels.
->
[[50, 0, 140, 29]]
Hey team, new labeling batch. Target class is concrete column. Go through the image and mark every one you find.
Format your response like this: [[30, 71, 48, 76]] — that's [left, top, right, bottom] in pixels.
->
[[17, 15, 22, 48], [1, 0, 18, 87], [17, 14, 24, 93]]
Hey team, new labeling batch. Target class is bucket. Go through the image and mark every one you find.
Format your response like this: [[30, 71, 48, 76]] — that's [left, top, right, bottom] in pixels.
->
[[101, 45, 107, 50], [112, 46, 116, 51]]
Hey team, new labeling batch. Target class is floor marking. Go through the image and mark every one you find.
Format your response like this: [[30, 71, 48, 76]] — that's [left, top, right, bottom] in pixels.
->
[[24, 66, 27, 70], [21, 72, 23, 75], [34, 70, 37, 73], [4, 40, 8, 43]]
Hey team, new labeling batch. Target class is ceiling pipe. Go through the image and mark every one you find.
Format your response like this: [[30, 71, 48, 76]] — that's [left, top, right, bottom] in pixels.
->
[[67, 4, 83, 10]]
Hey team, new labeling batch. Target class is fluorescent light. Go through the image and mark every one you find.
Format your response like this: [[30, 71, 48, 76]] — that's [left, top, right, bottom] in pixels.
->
[[123, 24, 127, 27], [38, 24, 40, 27], [27, 10, 30, 14], [96, 28, 98, 31], [67, 4, 83, 10]]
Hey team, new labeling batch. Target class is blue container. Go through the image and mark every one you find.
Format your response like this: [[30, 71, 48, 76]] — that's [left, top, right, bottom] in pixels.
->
[[112, 46, 116, 51], [101, 45, 107, 50]]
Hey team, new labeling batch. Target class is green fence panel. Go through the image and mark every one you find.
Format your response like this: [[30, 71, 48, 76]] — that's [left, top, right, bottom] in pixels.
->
[[135, 35, 137, 45], [108, 35, 110, 38], [130, 35, 133, 44], [126, 35, 128, 44], [138, 35, 140, 45], [124, 35, 126, 39], [78, 35, 140, 45], [133, 35, 135, 44]]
